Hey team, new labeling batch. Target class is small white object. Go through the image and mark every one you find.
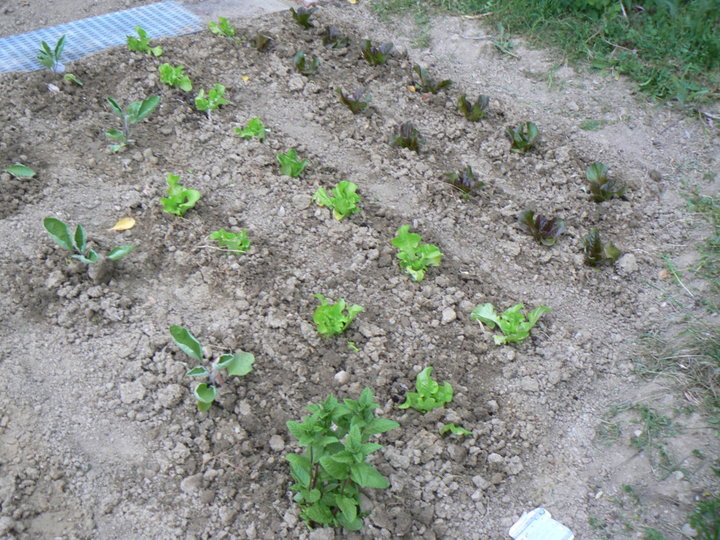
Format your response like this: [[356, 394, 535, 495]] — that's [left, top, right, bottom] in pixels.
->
[[509, 508, 574, 540]]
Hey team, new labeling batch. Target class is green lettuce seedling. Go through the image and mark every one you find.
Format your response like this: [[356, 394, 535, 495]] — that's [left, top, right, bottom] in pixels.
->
[[126, 26, 163, 56], [399, 367, 454, 413], [195, 84, 228, 120], [277, 149, 308, 178], [390, 122, 423, 152], [208, 17, 236, 39], [586, 162, 626, 202], [4, 163, 36, 179], [313, 181, 361, 220], [37, 35, 66, 72], [506, 122, 539, 153], [457, 94, 489, 121], [43, 217, 134, 264], [582, 227, 621, 267], [360, 40, 393, 65], [286, 387, 399, 530], [412, 64, 453, 94], [336, 87, 371, 114], [234, 117, 267, 141], [313, 294, 364, 337], [518, 209, 565, 246], [290, 6, 317, 29], [105, 95, 160, 152], [293, 51, 319, 76], [210, 229, 250, 254], [161, 174, 201, 217], [158, 63, 192, 91], [170, 325, 254, 411], [392, 225, 443, 281], [440, 423, 471, 437], [471, 303, 551, 345]]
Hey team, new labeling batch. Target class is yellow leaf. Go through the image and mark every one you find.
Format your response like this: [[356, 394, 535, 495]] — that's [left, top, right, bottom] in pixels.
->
[[241, 75, 250, 83], [348, 0, 357, 3], [110, 217, 136, 231], [407, 85, 416, 92]]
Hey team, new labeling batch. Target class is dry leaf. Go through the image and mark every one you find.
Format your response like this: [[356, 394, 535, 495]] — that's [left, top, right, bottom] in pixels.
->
[[407, 85, 416, 92], [658, 269, 670, 280], [110, 217, 136, 231], [241, 75, 250, 83], [348, 0, 357, 3]]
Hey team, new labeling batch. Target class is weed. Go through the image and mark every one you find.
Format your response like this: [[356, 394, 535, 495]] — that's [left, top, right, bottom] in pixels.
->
[[105, 95, 160, 152], [127, 26, 163, 56], [493, 23, 518, 58], [689, 495, 720, 540], [580, 119, 607, 131], [37, 35, 66, 72], [63, 73, 83, 86]]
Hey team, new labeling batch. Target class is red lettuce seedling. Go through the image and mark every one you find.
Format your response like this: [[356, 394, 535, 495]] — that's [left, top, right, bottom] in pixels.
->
[[582, 227, 621, 266], [390, 122, 423, 152], [361, 40, 394, 65], [518, 209, 565, 246], [290, 7, 317, 29], [249, 32, 273, 51], [471, 303, 551, 345], [293, 51, 319, 76], [445, 165, 483, 196], [457, 94, 490, 121], [506, 121, 539, 153], [322, 26, 350, 48], [336, 87, 371, 114], [412, 64, 453, 94], [586, 162, 626, 202], [399, 367, 454, 413]]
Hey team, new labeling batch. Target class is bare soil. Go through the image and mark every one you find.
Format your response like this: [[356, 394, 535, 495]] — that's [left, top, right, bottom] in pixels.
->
[[0, 2, 718, 539]]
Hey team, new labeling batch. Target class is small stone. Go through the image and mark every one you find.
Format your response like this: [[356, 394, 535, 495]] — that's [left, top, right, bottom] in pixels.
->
[[157, 384, 184, 408], [472, 475, 490, 490], [292, 194, 312, 210], [617, 253, 638, 274], [334, 370, 350, 384], [309, 528, 335, 540], [180, 473, 203, 494], [269, 435, 285, 452], [649, 170, 662, 181], [119, 381, 145, 404], [487, 453, 504, 465], [288, 75, 305, 92], [487, 400, 499, 413], [0, 516, 15, 536], [441, 307, 457, 325]]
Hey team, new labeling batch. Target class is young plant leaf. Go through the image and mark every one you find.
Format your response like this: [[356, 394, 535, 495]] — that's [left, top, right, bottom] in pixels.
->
[[360, 40, 393, 65], [582, 227, 622, 266], [412, 64, 453, 94], [293, 51, 319, 76], [440, 423, 472, 437], [187, 366, 210, 377], [216, 351, 254, 376], [194, 383, 216, 408], [506, 122, 539, 153], [313, 294, 364, 337], [389, 122, 423, 152], [106, 245, 135, 261], [209, 229, 251, 254], [74, 224, 87, 253], [322, 26, 350, 48], [208, 17, 236, 38], [457, 94, 489, 121], [518, 210, 565, 246], [290, 6, 317, 29], [586, 161, 626, 202], [445, 165, 483, 195], [159, 63, 193, 92], [336, 88, 371, 114], [43, 217, 73, 252], [169, 325, 203, 361], [161, 174, 201, 217], [4, 163, 36, 179]]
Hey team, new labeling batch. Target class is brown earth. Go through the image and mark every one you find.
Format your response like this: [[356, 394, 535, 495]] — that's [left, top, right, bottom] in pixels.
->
[[0, 2, 718, 539]]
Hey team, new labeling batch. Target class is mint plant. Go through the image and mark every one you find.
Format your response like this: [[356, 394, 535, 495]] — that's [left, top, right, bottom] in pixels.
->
[[399, 367, 454, 413], [293, 51, 319, 76], [195, 84, 228, 120], [336, 88, 371, 114], [390, 122, 423, 152], [4, 164, 36, 179], [446, 165, 483, 196], [234, 117, 267, 141], [208, 17, 236, 39], [582, 228, 621, 267], [37, 35, 66, 72], [210, 229, 250, 254], [277, 149, 308, 178], [105, 95, 160, 152], [313, 181, 361, 220], [286, 387, 399, 530], [586, 162, 626, 202], [313, 294, 364, 338], [518, 210, 565, 246], [161, 174, 201, 217], [43, 217, 134, 264], [159, 63, 192, 91], [506, 122, 539, 153], [392, 225, 443, 281], [126, 26, 163, 56], [412, 64, 453, 94], [457, 94, 489, 121], [322, 26, 350, 48], [361, 40, 393, 65], [471, 303, 551, 345], [170, 325, 254, 411], [290, 6, 317, 29]]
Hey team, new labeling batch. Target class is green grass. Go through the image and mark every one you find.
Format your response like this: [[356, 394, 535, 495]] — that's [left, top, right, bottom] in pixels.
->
[[371, 0, 720, 107]]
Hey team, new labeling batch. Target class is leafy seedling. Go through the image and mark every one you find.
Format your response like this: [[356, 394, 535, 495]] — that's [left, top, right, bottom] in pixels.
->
[[160, 174, 201, 217], [290, 6, 317, 28], [446, 165, 483, 196], [4, 163, 36, 179], [313, 294, 364, 338], [412, 64, 453, 94], [518, 209, 565, 246], [195, 84, 228, 120], [336, 87, 371, 114], [286, 388, 399, 530], [158, 63, 192, 91], [392, 224, 443, 281], [126, 26, 163, 56], [582, 228, 621, 267], [249, 33, 273, 52], [360, 40, 393, 65], [322, 26, 350, 48], [440, 423, 472, 437], [209, 229, 250, 254], [37, 35, 66, 72], [506, 122, 539, 153], [277, 149, 308, 178], [471, 303, 551, 345], [293, 51, 319, 76], [170, 325, 254, 411], [399, 367, 454, 413], [313, 181, 361, 220], [105, 95, 160, 152], [63, 73, 83, 86], [234, 117, 267, 142], [390, 122, 423, 152], [43, 217, 134, 265], [586, 162, 626, 202], [457, 94, 489, 122], [493, 23, 518, 58], [208, 17, 236, 39]]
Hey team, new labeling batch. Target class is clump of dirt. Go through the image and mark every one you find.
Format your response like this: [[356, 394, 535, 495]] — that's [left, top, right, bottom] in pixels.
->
[[0, 3, 717, 539]]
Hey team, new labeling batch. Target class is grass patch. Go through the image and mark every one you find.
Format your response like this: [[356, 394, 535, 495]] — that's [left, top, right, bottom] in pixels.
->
[[371, 0, 720, 108]]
